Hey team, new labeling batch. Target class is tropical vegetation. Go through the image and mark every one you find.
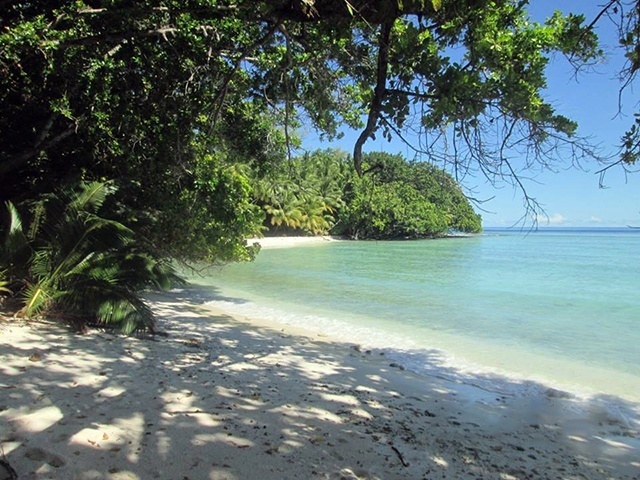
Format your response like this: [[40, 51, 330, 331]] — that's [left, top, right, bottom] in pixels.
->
[[1, 182, 181, 334], [1, 1, 636, 331], [255, 149, 481, 238], [338, 152, 481, 238], [252, 149, 350, 235]]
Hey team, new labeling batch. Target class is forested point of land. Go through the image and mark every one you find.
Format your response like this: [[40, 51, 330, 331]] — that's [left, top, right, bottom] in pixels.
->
[[1, 1, 637, 333], [254, 150, 481, 239]]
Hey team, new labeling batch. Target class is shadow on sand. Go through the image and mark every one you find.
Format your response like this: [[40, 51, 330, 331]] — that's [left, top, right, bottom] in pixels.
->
[[1, 287, 638, 479]]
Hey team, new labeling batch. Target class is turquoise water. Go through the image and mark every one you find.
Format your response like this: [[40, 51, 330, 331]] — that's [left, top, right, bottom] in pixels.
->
[[189, 228, 640, 404]]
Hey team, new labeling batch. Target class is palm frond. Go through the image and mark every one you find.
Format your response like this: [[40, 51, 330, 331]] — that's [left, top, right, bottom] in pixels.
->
[[1, 202, 30, 269], [53, 282, 154, 334], [29, 248, 54, 280], [0, 270, 12, 295], [151, 259, 184, 290], [70, 181, 115, 213], [21, 282, 53, 317], [97, 297, 155, 335], [5, 180, 183, 333], [49, 218, 131, 282]]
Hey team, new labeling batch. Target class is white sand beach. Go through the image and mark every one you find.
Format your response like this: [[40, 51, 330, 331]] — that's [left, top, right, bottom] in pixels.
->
[[1, 287, 639, 480], [246, 236, 342, 249]]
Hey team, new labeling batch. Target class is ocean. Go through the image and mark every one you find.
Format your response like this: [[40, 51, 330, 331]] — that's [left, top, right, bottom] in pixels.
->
[[188, 228, 640, 411]]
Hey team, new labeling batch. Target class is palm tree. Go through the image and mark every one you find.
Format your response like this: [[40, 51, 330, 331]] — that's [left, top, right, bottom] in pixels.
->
[[1, 181, 180, 334]]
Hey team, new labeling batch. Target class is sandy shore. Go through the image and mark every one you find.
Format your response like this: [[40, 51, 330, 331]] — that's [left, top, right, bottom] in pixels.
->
[[1, 289, 639, 480], [246, 236, 343, 249]]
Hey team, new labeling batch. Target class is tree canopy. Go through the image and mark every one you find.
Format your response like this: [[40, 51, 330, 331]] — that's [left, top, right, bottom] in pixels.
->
[[594, 0, 640, 168], [337, 151, 482, 238], [1, 2, 603, 214], [2, 2, 633, 250]]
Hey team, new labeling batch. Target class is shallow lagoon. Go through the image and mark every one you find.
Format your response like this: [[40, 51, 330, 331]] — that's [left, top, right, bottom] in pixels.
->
[[191, 228, 640, 405]]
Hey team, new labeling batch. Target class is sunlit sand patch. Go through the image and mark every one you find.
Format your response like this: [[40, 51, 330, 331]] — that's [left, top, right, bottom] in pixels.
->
[[328, 467, 380, 480], [354, 385, 377, 393], [96, 385, 126, 398], [159, 389, 197, 413], [182, 412, 223, 428], [214, 385, 244, 399], [69, 427, 118, 450], [209, 354, 232, 365], [363, 399, 385, 410], [219, 338, 239, 348], [246, 236, 341, 249], [259, 355, 347, 380], [77, 413, 146, 463], [271, 404, 343, 424], [191, 432, 254, 448], [433, 386, 456, 395], [594, 435, 636, 450], [12, 405, 63, 432], [319, 392, 360, 406], [432, 455, 449, 467], [346, 408, 374, 421], [225, 361, 262, 372]]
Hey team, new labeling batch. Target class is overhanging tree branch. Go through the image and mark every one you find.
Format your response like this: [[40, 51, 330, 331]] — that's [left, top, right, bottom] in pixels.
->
[[268, 0, 433, 24], [353, 18, 394, 176], [209, 20, 282, 130], [58, 27, 181, 47], [0, 124, 77, 177]]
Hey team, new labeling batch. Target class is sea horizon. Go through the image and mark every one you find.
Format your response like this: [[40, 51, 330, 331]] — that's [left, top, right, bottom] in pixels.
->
[[484, 225, 640, 232]]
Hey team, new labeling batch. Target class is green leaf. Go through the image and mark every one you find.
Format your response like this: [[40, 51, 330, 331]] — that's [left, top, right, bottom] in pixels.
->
[[22, 283, 52, 317]]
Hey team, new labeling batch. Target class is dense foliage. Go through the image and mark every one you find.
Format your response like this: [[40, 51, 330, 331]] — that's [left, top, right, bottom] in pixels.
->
[[1, 2, 603, 227], [0, 1, 281, 263], [338, 152, 481, 238], [609, 1, 640, 166], [253, 149, 350, 235], [256, 150, 481, 238], [0, 182, 181, 333]]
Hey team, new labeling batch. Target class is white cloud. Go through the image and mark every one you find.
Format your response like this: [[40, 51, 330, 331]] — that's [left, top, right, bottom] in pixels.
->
[[589, 216, 603, 223], [535, 213, 566, 225], [548, 214, 566, 225]]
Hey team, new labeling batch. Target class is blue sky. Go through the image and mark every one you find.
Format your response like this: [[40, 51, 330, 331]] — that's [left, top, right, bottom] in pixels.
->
[[304, 1, 640, 227]]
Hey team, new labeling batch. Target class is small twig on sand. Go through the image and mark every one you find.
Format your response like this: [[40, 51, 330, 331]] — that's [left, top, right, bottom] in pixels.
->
[[390, 444, 409, 467]]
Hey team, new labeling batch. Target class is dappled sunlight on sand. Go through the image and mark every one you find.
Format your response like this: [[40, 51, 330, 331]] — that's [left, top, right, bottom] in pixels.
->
[[0, 289, 638, 479]]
